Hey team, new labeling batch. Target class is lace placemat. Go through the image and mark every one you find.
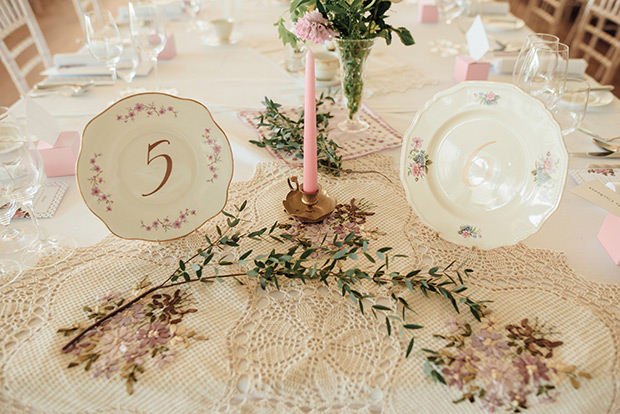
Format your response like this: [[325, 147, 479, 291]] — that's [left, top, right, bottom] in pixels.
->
[[1, 155, 619, 413], [239, 100, 403, 165]]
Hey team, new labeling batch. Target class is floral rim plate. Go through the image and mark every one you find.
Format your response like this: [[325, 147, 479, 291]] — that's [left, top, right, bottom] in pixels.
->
[[482, 16, 525, 32], [77, 92, 233, 241], [399, 81, 568, 249]]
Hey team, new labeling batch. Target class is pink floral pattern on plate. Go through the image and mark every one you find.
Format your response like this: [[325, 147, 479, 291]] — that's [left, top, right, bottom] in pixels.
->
[[458, 225, 482, 239], [203, 128, 222, 183], [474, 91, 500, 105], [116, 102, 179, 123], [140, 208, 197, 232], [88, 154, 113, 212], [531, 151, 556, 186], [407, 137, 432, 182]]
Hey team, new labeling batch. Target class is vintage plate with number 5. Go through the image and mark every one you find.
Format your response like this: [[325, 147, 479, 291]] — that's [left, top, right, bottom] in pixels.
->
[[77, 92, 233, 241], [400, 82, 568, 249]]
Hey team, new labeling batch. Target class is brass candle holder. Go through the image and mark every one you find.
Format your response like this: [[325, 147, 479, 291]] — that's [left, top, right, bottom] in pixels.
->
[[283, 176, 336, 223]]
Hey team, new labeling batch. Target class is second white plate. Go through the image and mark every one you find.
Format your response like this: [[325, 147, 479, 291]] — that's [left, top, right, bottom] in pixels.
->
[[399, 82, 568, 250]]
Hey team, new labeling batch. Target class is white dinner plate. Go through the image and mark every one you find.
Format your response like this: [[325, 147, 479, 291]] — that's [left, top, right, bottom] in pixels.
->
[[399, 82, 568, 250], [77, 92, 233, 241], [482, 16, 525, 32], [588, 90, 614, 107]]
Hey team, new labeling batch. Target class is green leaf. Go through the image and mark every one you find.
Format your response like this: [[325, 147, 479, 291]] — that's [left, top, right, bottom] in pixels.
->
[[333, 248, 348, 260], [404, 324, 423, 330], [386, 316, 391, 336], [372, 304, 391, 311], [405, 337, 415, 357]]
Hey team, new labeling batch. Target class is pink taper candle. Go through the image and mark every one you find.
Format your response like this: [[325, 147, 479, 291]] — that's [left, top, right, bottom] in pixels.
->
[[303, 49, 318, 194]]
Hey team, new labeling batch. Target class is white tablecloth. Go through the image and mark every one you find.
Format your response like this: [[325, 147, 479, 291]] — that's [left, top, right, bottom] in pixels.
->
[[8, 1, 620, 285]]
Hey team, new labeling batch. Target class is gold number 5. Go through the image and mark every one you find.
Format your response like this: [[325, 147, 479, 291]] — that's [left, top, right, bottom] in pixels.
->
[[142, 139, 173, 197]]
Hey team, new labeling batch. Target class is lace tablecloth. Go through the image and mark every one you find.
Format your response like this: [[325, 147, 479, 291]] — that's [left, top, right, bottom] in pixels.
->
[[2, 155, 619, 413]]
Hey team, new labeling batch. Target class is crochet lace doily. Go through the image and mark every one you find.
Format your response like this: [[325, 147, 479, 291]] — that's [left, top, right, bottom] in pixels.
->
[[1, 155, 618, 413]]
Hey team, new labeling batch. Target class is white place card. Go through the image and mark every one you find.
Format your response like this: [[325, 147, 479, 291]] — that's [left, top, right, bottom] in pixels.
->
[[466, 15, 490, 61], [26, 97, 60, 147], [571, 180, 620, 218]]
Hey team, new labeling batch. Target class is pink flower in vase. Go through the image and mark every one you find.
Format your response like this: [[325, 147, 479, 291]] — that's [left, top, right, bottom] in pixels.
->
[[294, 10, 338, 44]]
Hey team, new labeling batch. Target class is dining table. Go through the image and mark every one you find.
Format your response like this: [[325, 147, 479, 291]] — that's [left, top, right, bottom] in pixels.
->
[[2, 1, 620, 413]]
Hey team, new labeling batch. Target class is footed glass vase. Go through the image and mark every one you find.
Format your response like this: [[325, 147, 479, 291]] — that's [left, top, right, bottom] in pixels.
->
[[335, 38, 375, 133]]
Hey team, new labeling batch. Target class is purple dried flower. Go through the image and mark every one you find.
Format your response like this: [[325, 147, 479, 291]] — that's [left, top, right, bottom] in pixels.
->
[[471, 329, 510, 358]]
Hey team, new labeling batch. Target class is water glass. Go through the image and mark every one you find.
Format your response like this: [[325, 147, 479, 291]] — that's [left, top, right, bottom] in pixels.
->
[[0, 126, 75, 269], [515, 42, 568, 111], [512, 33, 559, 85], [554, 78, 590, 135], [179, 0, 204, 32], [84, 10, 123, 96], [117, 44, 141, 95], [129, 0, 167, 90]]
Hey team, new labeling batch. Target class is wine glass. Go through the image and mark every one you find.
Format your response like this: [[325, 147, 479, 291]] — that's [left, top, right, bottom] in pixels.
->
[[0, 198, 22, 287], [0, 127, 75, 269], [437, 0, 468, 24], [0, 110, 37, 257], [117, 43, 142, 96], [84, 10, 124, 98], [553, 78, 590, 135], [129, 0, 167, 91], [179, 0, 204, 32], [515, 42, 568, 111], [512, 33, 559, 85]]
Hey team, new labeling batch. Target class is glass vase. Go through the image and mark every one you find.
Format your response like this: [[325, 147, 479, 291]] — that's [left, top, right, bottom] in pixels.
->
[[335, 38, 375, 133]]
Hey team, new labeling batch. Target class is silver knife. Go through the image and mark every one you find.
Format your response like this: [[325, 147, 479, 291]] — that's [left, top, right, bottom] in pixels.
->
[[570, 151, 620, 158]]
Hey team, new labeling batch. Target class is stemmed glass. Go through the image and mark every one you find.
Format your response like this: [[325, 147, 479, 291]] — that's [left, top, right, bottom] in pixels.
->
[[179, 0, 204, 32], [0, 126, 75, 269], [430, 0, 470, 57], [514, 42, 569, 111], [117, 43, 142, 96], [0, 107, 36, 257], [84, 10, 124, 98], [553, 78, 590, 135], [129, 0, 167, 91], [512, 33, 559, 85], [0, 198, 22, 286]]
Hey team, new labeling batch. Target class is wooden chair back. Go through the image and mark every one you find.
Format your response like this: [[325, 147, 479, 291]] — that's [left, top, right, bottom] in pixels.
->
[[0, 0, 52, 95]]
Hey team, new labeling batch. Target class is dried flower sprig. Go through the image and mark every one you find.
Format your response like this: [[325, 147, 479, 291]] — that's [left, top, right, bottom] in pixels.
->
[[61, 201, 488, 394], [423, 316, 591, 412]]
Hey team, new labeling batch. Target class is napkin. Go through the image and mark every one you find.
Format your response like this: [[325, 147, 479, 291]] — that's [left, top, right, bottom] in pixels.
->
[[116, 4, 183, 21], [468, 1, 510, 16], [53, 52, 100, 67], [492, 56, 588, 76]]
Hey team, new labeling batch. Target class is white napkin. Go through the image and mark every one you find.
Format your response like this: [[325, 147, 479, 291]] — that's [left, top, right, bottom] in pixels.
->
[[468, 1, 510, 16], [116, 4, 183, 22], [492, 56, 588, 76], [53, 52, 101, 68]]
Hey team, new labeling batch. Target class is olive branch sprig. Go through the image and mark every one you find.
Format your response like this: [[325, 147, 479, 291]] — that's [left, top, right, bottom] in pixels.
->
[[63, 201, 488, 355]]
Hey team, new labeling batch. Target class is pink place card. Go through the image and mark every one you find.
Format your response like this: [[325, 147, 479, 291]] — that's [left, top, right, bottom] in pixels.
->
[[158, 34, 176, 60], [453, 55, 490, 82], [418, 2, 438, 23], [37, 131, 80, 177], [598, 213, 620, 265]]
